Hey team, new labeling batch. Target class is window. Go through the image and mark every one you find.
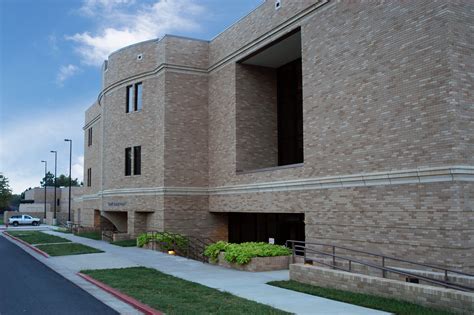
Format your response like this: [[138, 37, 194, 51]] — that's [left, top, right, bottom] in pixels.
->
[[133, 146, 141, 175], [88, 127, 92, 146], [125, 146, 141, 176], [126, 82, 143, 113], [57, 198, 60, 206], [126, 85, 133, 113], [125, 147, 132, 176], [135, 83, 142, 111], [87, 168, 92, 187], [236, 28, 303, 171]]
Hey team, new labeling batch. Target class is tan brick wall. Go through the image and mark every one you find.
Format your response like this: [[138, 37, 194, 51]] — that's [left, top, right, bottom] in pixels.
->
[[210, 182, 474, 272], [164, 71, 209, 187], [235, 64, 278, 171], [290, 264, 474, 314], [80, 0, 474, 273]]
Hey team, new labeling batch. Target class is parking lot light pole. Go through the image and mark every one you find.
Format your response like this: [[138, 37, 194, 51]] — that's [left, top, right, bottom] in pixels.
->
[[64, 139, 72, 224], [41, 160, 47, 220], [50, 150, 57, 225]]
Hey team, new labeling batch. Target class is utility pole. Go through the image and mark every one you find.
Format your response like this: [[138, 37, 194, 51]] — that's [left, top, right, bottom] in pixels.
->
[[50, 150, 57, 225], [41, 160, 47, 221], [64, 139, 72, 224]]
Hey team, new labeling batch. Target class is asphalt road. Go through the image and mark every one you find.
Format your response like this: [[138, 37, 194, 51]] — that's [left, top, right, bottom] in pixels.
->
[[0, 235, 118, 315]]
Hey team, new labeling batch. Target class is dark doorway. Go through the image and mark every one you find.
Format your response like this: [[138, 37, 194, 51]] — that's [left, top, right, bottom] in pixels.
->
[[228, 213, 305, 245], [277, 58, 303, 166]]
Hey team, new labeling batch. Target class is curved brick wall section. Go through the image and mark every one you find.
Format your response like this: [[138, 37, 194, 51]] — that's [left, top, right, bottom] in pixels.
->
[[103, 40, 161, 89]]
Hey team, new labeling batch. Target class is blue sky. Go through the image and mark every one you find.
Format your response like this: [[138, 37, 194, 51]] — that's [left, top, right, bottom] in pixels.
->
[[0, 0, 263, 194]]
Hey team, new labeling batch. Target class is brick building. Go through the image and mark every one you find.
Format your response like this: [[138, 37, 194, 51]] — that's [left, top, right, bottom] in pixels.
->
[[80, 0, 473, 272]]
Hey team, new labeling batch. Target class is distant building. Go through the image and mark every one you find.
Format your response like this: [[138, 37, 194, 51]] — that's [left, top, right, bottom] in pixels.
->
[[20, 186, 83, 223], [80, 1, 473, 272]]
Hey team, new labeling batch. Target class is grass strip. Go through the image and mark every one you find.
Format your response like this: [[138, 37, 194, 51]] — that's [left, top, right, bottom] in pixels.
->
[[0, 217, 3, 225], [82, 267, 288, 315], [268, 280, 454, 315], [75, 231, 102, 240], [36, 242, 103, 256], [110, 239, 136, 247], [7, 231, 71, 244]]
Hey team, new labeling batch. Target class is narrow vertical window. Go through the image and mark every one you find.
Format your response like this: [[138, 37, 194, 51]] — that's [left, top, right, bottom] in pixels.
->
[[135, 82, 142, 111], [87, 168, 92, 187], [125, 147, 132, 176], [126, 85, 133, 113], [88, 127, 92, 146], [133, 146, 141, 175]]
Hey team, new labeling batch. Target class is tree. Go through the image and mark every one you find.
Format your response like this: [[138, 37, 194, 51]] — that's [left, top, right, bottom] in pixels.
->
[[40, 172, 80, 187], [8, 194, 21, 211], [56, 174, 80, 187], [40, 171, 55, 187], [0, 174, 12, 210]]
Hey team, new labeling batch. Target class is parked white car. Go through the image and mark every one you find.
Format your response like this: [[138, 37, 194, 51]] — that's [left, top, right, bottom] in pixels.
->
[[8, 215, 41, 226]]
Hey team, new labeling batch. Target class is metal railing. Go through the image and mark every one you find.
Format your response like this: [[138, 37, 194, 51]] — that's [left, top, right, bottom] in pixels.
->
[[144, 231, 215, 263], [286, 240, 474, 292], [101, 229, 114, 242]]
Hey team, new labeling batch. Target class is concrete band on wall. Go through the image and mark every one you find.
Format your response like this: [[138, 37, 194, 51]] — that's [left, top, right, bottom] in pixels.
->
[[77, 165, 474, 199]]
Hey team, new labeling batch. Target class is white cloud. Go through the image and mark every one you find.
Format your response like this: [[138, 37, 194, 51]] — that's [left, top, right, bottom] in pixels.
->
[[0, 104, 88, 194], [72, 155, 84, 182], [56, 64, 80, 86], [68, 0, 204, 66]]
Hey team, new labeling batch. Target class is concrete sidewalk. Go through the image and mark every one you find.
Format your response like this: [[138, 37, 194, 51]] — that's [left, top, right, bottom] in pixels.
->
[[34, 230, 387, 315]]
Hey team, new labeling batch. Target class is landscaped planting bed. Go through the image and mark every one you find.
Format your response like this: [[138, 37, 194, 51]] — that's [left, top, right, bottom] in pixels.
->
[[137, 231, 188, 253], [81, 267, 288, 314], [7, 231, 71, 244], [269, 280, 455, 315], [204, 241, 291, 271], [36, 243, 103, 256]]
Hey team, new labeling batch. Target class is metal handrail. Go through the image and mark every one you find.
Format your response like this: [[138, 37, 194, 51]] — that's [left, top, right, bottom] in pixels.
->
[[287, 240, 474, 292], [144, 231, 215, 263], [286, 240, 474, 277], [295, 245, 474, 292]]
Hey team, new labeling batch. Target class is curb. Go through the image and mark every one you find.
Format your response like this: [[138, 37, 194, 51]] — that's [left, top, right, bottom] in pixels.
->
[[2, 232, 50, 258], [77, 273, 162, 315]]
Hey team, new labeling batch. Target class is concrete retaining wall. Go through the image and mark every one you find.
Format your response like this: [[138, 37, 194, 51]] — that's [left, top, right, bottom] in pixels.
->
[[290, 264, 474, 314]]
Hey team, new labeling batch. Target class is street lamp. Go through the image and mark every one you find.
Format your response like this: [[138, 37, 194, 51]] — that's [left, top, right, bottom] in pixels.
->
[[41, 160, 47, 220], [50, 150, 57, 225], [64, 139, 72, 223]]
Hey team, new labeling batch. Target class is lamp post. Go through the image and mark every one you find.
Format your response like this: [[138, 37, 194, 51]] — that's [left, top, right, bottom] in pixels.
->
[[41, 160, 47, 221], [64, 139, 72, 224], [50, 150, 57, 225]]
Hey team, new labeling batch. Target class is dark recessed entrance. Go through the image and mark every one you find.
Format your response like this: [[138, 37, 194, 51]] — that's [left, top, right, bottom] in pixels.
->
[[228, 213, 305, 245]]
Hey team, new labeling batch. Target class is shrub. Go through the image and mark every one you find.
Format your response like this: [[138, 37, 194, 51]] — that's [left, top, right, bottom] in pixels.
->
[[203, 241, 229, 262], [136, 232, 188, 252], [204, 242, 291, 265]]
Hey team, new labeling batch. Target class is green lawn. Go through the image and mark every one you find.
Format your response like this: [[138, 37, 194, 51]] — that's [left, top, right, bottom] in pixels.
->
[[75, 231, 102, 240], [110, 239, 136, 247], [7, 231, 71, 245], [0, 217, 4, 225], [82, 267, 288, 315], [36, 243, 103, 256], [268, 280, 454, 315]]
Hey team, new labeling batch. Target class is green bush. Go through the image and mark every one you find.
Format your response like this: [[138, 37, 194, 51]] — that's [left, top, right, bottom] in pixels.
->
[[203, 241, 229, 262], [136, 232, 188, 252], [204, 242, 291, 265]]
